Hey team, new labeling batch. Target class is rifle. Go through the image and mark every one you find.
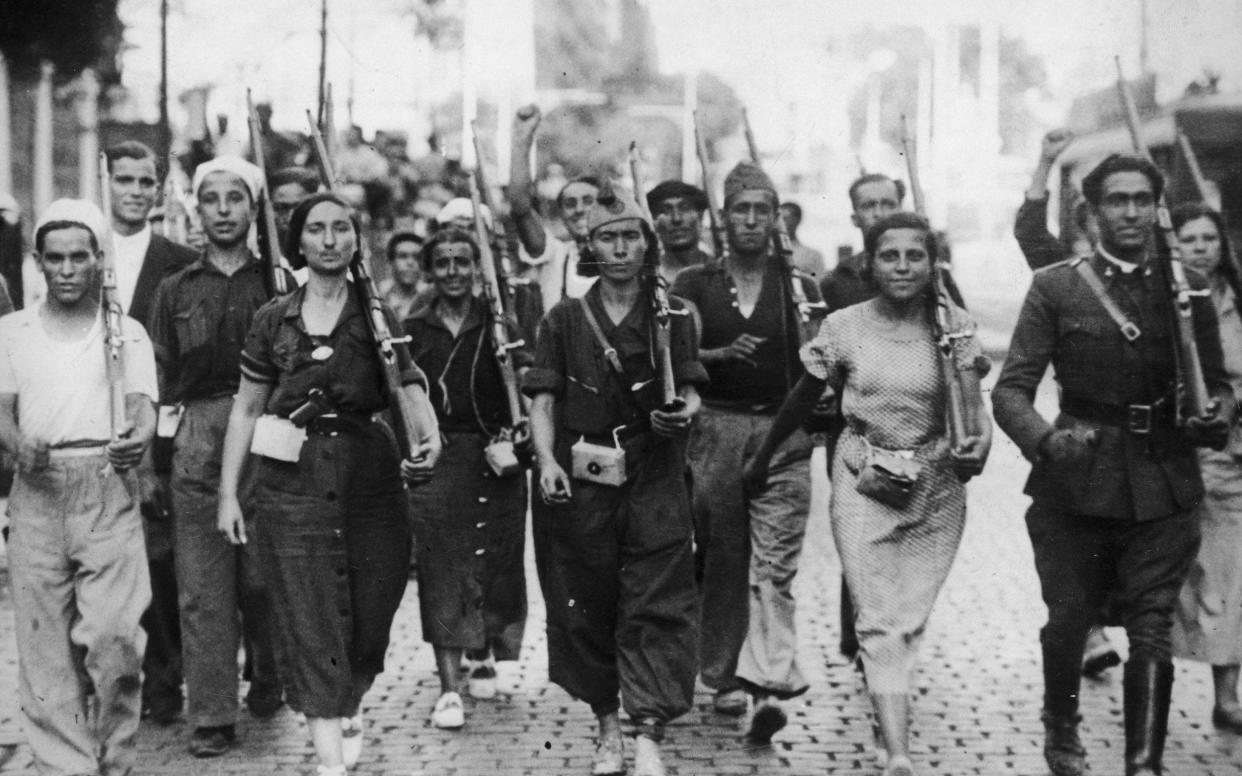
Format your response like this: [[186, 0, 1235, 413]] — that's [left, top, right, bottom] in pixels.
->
[[97, 151, 129, 442], [1115, 57, 1212, 420], [470, 121, 525, 307], [1177, 128, 1242, 288], [629, 139, 687, 411], [691, 110, 726, 259], [246, 90, 290, 296], [900, 115, 971, 449], [305, 113, 428, 460], [162, 152, 189, 244], [466, 147, 527, 447]]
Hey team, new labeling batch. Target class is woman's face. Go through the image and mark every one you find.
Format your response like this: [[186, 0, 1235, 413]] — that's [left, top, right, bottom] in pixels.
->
[[1177, 216, 1223, 277], [589, 218, 648, 285], [299, 201, 356, 276], [429, 241, 476, 301], [871, 227, 932, 303]]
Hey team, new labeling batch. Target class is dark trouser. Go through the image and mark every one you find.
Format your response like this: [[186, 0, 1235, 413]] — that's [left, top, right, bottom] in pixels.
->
[[540, 433, 697, 740], [254, 421, 411, 719], [172, 396, 281, 728], [141, 502, 183, 709], [1025, 503, 1200, 717]]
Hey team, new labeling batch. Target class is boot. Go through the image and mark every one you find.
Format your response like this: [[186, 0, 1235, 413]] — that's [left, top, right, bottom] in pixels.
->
[[1123, 660, 1173, 776], [1041, 712, 1086, 776]]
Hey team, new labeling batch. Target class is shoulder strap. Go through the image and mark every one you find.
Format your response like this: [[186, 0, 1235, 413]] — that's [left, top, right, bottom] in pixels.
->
[[578, 297, 626, 374], [1071, 257, 1141, 342]]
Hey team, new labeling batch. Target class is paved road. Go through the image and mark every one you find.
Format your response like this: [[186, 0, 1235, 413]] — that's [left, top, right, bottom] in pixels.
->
[[0, 378, 1241, 775]]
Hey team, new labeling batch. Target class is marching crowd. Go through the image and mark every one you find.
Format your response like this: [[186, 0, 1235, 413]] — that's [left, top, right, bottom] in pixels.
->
[[0, 97, 1239, 776]]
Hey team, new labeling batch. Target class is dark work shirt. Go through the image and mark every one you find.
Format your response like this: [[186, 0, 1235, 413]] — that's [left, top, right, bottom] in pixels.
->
[[404, 295, 531, 435], [149, 253, 275, 403], [671, 257, 820, 407], [522, 282, 707, 438], [240, 284, 426, 418], [1013, 195, 1066, 271], [818, 251, 876, 314]]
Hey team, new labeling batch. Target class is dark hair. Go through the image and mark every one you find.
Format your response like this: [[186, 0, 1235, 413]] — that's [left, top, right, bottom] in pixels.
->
[[419, 227, 479, 273], [555, 176, 603, 209], [780, 201, 803, 220], [105, 140, 161, 178], [284, 193, 362, 270], [35, 221, 99, 253], [577, 218, 660, 278], [848, 173, 906, 210], [1171, 201, 1239, 291], [269, 167, 319, 196], [861, 211, 938, 280], [1081, 153, 1164, 206], [387, 231, 424, 262]]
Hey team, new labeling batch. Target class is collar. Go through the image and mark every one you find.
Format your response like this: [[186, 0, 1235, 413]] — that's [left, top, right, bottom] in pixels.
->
[[1097, 245, 1140, 275], [584, 281, 646, 336], [187, 250, 262, 277], [113, 223, 151, 245], [410, 294, 485, 336], [279, 283, 361, 333]]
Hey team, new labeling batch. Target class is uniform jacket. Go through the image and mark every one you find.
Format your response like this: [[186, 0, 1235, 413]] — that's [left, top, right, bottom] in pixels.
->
[[993, 252, 1230, 521]]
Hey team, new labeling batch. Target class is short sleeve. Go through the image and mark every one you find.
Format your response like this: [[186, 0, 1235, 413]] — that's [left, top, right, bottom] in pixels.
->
[[521, 305, 567, 398], [147, 276, 176, 369], [239, 301, 280, 384], [800, 311, 846, 385], [121, 318, 160, 402]]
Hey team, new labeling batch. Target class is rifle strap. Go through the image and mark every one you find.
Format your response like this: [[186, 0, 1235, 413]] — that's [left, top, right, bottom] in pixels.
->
[[579, 298, 626, 375], [1071, 257, 1141, 342]]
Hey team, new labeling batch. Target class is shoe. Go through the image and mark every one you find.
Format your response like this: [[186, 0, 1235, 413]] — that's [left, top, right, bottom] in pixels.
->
[[1042, 712, 1086, 776], [143, 693, 183, 726], [431, 692, 465, 730], [882, 753, 915, 776], [746, 699, 787, 744], [1212, 704, 1242, 734], [341, 715, 363, 767], [188, 725, 235, 758], [1123, 660, 1173, 776], [1082, 626, 1121, 678], [494, 660, 522, 695], [713, 688, 748, 717], [316, 766, 347, 776], [632, 734, 666, 776], [246, 682, 284, 719], [591, 732, 624, 776], [468, 660, 498, 700]]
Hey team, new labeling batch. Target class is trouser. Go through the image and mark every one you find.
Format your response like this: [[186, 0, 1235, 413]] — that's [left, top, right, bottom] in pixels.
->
[[139, 455, 182, 711], [690, 407, 812, 698], [1025, 503, 1200, 716], [8, 452, 150, 776], [541, 433, 697, 739], [171, 396, 280, 728]]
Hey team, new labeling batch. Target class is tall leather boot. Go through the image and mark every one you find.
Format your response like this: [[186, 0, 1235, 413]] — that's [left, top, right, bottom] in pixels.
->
[[1124, 659, 1174, 776], [1042, 640, 1086, 776]]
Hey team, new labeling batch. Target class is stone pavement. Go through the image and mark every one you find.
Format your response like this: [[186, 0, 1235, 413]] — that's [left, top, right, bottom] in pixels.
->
[[0, 385, 1241, 774]]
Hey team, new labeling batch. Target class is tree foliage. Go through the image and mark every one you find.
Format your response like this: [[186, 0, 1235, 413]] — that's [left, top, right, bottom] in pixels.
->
[[0, 0, 123, 80]]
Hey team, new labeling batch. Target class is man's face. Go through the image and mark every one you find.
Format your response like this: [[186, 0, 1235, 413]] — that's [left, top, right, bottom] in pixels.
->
[[559, 182, 598, 240], [271, 182, 308, 236], [725, 189, 776, 257], [109, 156, 159, 229], [196, 172, 256, 248], [1093, 171, 1156, 253], [653, 196, 703, 251], [779, 204, 801, 233], [850, 180, 901, 234], [39, 227, 99, 306], [391, 240, 422, 288], [589, 218, 647, 284]]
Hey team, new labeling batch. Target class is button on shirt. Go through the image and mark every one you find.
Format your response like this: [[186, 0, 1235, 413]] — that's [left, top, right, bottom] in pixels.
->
[[240, 284, 427, 418], [149, 253, 272, 403]]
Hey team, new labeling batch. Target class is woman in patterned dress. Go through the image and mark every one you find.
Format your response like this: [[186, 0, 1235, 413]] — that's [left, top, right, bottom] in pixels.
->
[[1170, 202, 1242, 733], [743, 212, 991, 776]]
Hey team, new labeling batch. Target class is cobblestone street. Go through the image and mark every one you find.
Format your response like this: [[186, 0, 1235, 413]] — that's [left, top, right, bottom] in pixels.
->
[[0, 382, 1240, 775]]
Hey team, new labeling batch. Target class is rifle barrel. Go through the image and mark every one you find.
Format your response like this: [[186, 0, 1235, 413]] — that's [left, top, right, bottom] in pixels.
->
[[97, 151, 128, 438]]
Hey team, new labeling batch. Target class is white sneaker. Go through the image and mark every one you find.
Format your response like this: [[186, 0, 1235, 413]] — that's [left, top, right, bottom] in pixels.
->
[[432, 691, 465, 729], [590, 732, 624, 776], [468, 658, 498, 700], [316, 766, 347, 776], [340, 715, 363, 767], [494, 660, 522, 695], [632, 734, 667, 776]]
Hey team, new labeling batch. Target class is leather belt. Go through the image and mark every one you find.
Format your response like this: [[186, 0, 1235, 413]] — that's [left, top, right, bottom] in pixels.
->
[[306, 413, 374, 436], [1061, 395, 1173, 435]]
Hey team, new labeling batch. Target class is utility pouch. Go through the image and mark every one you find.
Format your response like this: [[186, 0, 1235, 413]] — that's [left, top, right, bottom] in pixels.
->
[[854, 438, 922, 509], [571, 426, 628, 487], [250, 415, 307, 463], [156, 405, 184, 439], [485, 439, 521, 478]]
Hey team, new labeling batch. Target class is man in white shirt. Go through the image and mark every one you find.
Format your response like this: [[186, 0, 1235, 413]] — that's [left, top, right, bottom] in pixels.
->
[[0, 199, 158, 776]]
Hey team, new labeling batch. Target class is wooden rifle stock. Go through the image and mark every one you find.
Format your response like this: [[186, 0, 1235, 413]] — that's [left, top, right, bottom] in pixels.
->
[[1114, 58, 1212, 420], [691, 110, 726, 260], [97, 152, 128, 440], [470, 122, 523, 296], [306, 114, 427, 459], [247, 90, 290, 296], [628, 140, 685, 410], [900, 115, 970, 448], [467, 159, 527, 432]]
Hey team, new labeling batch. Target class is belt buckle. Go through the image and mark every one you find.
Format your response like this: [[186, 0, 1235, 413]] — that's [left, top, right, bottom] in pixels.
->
[[1127, 404, 1152, 435]]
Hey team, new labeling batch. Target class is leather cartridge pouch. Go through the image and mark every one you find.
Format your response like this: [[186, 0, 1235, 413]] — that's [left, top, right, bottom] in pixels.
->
[[484, 439, 521, 478], [250, 415, 307, 463], [571, 426, 627, 487], [854, 438, 922, 509]]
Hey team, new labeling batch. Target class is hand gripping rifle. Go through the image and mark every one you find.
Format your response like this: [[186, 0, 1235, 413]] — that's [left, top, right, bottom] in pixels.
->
[[1115, 57, 1212, 421], [900, 115, 971, 449], [97, 151, 130, 444], [306, 113, 427, 460], [629, 140, 688, 411], [691, 110, 726, 260], [247, 90, 291, 297]]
